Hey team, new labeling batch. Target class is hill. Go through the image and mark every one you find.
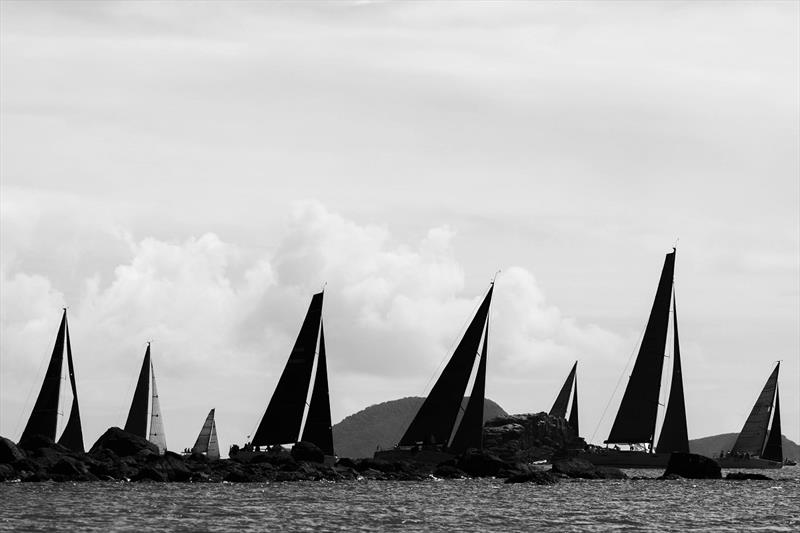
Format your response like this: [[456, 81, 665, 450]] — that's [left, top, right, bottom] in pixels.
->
[[689, 433, 799, 461], [332, 396, 507, 458]]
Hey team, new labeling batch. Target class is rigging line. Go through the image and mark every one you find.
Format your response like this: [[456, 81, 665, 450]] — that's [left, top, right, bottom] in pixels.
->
[[588, 323, 647, 444]]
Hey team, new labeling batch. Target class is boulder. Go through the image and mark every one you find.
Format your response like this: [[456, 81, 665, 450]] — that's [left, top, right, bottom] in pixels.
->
[[433, 464, 466, 479], [483, 413, 583, 463], [725, 472, 772, 481], [455, 450, 506, 477], [663, 452, 721, 479], [291, 441, 325, 463], [132, 466, 168, 482], [90, 427, 159, 457], [504, 470, 559, 484], [0, 437, 26, 464], [551, 457, 627, 479]]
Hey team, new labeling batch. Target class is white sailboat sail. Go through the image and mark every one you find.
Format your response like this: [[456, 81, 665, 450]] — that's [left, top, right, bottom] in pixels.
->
[[148, 360, 167, 454], [192, 408, 216, 455], [208, 417, 220, 461]]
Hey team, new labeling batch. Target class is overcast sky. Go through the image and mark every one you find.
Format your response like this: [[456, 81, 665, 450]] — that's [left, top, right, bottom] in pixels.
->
[[1, 1, 798, 455]]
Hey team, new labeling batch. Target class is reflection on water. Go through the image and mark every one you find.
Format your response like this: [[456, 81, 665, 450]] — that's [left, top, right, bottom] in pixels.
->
[[1, 469, 798, 532]]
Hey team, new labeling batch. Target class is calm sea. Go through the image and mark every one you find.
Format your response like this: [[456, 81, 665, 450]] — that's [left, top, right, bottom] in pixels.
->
[[1, 468, 798, 532]]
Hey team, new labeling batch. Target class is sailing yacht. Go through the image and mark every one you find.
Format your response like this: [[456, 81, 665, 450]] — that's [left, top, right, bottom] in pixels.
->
[[190, 408, 221, 460], [18, 309, 85, 452], [584, 248, 689, 468], [717, 363, 783, 469], [375, 283, 493, 463], [549, 361, 579, 437], [235, 291, 334, 459], [123, 343, 168, 454]]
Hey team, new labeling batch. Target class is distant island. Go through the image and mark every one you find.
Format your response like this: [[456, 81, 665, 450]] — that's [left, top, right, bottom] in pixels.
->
[[690, 432, 798, 461]]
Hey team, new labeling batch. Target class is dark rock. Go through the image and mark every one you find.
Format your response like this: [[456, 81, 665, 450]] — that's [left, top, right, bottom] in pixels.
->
[[291, 441, 325, 464], [551, 458, 627, 480], [90, 427, 159, 457], [336, 457, 357, 468], [504, 470, 559, 484], [455, 450, 506, 477], [148, 452, 192, 481], [725, 472, 773, 480], [658, 473, 683, 480], [17, 433, 57, 451], [483, 413, 583, 463], [132, 466, 168, 482], [0, 436, 26, 463], [189, 452, 208, 463], [596, 466, 628, 480], [663, 452, 721, 479], [0, 464, 16, 481]]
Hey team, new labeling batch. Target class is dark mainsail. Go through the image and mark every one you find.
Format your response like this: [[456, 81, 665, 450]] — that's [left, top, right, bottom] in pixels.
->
[[20, 310, 67, 445], [607, 249, 675, 446], [731, 363, 780, 456], [124, 345, 151, 438], [399, 285, 493, 447], [57, 319, 85, 453], [253, 292, 324, 447], [550, 362, 577, 419], [300, 322, 334, 455], [761, 384, 783, 462], [568, 373, 579, 436], [655, 293, 689, 454], [449, 319, 489, 454]]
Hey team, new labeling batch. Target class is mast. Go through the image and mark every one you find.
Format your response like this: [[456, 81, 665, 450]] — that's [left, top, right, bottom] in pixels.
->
[[761, 384, 782, 462], [606, 249, 675, 447], [449, 317, 489, 454], [655, 291, 689, 453], [19, 309, 67, 446], [148, 358, 167, 454], [57, 316, 85, 453], [301, 321, 334, 455], [124, 345, 151, 438], [550, 361, 577, 419], [192, 408, 216, 454], [252, 292, 324, 447], [568, 371, 579, 436], [731, 363, 780, 456], [399, 284, 493, 447]]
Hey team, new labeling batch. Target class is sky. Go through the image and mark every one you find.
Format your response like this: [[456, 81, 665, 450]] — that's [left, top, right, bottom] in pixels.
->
[[1, 1, 798, 456]]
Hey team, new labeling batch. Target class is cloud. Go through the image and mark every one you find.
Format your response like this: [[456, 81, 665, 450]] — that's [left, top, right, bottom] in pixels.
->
[[1, 199, 626, 453]]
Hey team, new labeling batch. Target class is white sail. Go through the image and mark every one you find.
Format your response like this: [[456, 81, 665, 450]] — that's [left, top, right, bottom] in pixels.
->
[[192, 408, 215, 454], [148, 360, 167, 454], [208, 418, 220, 461]]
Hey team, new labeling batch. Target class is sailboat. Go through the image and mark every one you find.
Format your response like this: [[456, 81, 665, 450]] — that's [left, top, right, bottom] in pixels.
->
[[123, 343, 168, 454], [18, 308, 85, 452], [190, 408, 220, 460], [584, 248, 689, 468], [549, 361, 579, 437], [374, 283, 493, 463], [236, 291, 334, 458], [717, 363, 783, 469]]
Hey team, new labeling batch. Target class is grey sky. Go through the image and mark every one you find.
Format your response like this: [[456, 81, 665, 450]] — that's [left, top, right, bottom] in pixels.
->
[[1, 1, 798, 454]]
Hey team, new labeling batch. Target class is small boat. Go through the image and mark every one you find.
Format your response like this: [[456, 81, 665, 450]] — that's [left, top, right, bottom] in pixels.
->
[[549, 361, 579, 438], [123, 343, 168, 454], [189, 408, 220, 461], [717, 363, 783, 469], [233, 291, 334, 460], [375, 283, 493, 463], [18, 308, 85, 453], [583, 248, 689, 468]]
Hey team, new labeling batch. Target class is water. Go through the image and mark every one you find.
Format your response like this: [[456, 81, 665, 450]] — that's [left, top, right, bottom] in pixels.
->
[[1, 469, 798, 532]]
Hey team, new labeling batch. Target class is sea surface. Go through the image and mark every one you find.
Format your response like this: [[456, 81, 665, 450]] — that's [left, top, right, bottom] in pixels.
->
[[1, 468, 798, 532]]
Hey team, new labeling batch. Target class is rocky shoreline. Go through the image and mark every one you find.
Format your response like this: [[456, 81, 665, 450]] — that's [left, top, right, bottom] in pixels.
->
[[1, 426, 774, 484]]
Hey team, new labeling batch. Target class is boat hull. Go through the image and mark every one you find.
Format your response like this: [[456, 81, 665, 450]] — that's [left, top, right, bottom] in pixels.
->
[[581, 450, 672, 468], [716, 457, 783, 469]]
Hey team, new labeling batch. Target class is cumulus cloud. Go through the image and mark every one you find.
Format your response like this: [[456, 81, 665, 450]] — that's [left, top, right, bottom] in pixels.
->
[[1, 199, 632, 453]]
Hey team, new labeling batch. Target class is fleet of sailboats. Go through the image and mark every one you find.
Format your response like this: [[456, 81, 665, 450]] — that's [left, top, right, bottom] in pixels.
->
[[13, 251, 793, 468]]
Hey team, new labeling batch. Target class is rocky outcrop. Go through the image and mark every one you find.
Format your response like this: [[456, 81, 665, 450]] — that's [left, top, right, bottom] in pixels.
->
[[483, 413, 583, 463], [725, 472, 772, 480], [0, 437, 25, 463], [551, 457, 627, 480], [662, 452, 721, 479], [504, 470, 559, 484], [291, 441, 325, 463], [90, 427, 159, 457]]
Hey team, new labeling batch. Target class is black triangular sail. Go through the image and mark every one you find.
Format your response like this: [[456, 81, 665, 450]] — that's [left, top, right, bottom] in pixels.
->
[[124, 345, 151, 438], [550, 362, 577, 419], [20, 309, 67, 446], [731, 363, 779, 456], [761, 384, 782, 462], [607, 249, 675, 446], [399, 285, 493, 447], [655, 292, 689, 453], [57, 318, 84, 453], [449, 319, 489, 454], [568, 372, 579, 436], [253, 292, 324, 447], [301, 321, 334, 455]]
